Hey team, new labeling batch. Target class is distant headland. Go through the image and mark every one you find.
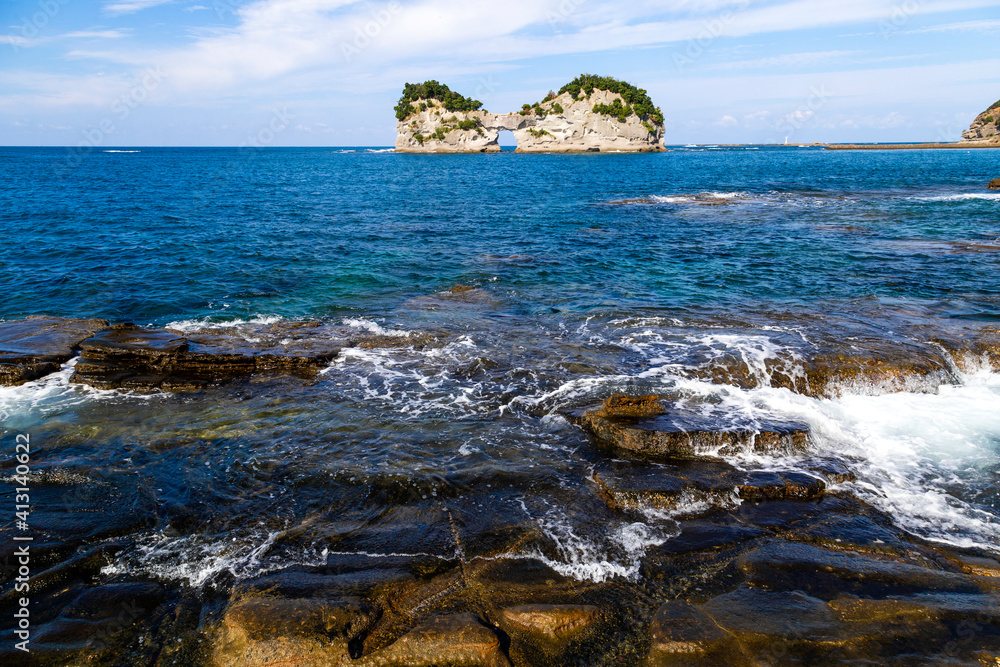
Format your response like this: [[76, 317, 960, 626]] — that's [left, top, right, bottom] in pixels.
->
[[826, 97, 1000, 150], [394, 75, 665, 153]]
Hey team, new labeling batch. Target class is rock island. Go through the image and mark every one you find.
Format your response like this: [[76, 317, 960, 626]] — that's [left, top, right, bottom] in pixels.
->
[[394, 75, 665, 153]]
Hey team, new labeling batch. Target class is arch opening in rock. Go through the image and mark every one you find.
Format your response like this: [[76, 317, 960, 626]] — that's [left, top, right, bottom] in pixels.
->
[[497, 129, 517, 149]]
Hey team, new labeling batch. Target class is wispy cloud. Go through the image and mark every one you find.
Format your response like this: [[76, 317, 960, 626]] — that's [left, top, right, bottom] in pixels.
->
[[103, 0, 173, 16], [63, 30, 132, 39], [710, 50, 860, 70], [902, 19, 1000, 34]]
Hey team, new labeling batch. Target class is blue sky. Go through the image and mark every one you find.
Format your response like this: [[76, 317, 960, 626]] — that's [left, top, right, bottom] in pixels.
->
[[2, 0, 999, 146]]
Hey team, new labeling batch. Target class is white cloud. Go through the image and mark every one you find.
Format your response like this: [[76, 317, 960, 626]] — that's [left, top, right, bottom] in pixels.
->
[[103, 0, 173, 16], [716, 114, 738, 127]]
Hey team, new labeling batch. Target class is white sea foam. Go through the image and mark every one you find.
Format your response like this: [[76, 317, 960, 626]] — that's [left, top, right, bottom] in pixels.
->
[[341, 317, 412, 337], [912, 193, 1000, 202], [102, 527, 330, 588], [164, 315, 284, 332], [0, 357, 163, 419], [531, 326, 1000, 558], [513, 501, 677, 583], [325, 336, 499, 418], [103, 150, 140, 153]]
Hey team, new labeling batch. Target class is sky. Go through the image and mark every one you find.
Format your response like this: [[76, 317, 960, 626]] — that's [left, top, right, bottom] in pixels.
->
[[1, 0, 999, 146]]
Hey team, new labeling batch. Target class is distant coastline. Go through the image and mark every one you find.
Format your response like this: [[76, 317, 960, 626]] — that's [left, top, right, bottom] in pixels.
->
[[825, 142, 1000, 150]]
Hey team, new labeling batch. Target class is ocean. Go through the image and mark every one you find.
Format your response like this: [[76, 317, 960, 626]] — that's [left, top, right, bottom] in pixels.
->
[[1, 145, 999, 664]]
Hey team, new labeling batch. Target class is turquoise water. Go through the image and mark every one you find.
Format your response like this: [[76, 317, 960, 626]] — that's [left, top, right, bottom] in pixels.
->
[[3, 146, 999, 324], [1, 145, 1000, 595]]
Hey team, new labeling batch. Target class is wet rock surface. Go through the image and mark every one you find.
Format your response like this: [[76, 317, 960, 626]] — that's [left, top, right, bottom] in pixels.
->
[[0, 315, 108, 385], [570, 395, 811, 459], [4, 320, 1000, 666], [70, 322, 343, 391], [497, 604, 602, 664]]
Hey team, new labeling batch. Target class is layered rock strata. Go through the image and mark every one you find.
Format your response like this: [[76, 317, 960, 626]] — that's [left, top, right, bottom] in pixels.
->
[[0, 316, 108, 385]]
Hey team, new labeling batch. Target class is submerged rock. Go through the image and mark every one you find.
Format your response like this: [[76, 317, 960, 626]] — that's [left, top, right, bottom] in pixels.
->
[[497, 604, 601, 664], [691, 584, 1000, 663], [0, 316, 108, 385], [214, 596, 375, 667], [648, 600, 746, 666], [357, 613, 511, 667], [571, 395, 810, 459]]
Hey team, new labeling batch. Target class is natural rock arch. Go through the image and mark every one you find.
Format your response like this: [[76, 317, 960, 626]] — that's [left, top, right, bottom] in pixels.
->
[[395, 77, 665, 153]]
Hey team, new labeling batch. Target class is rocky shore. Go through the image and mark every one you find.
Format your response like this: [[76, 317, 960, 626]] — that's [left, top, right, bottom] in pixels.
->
[[0, 316, 432, 391], [3, 315, 1000, 665]]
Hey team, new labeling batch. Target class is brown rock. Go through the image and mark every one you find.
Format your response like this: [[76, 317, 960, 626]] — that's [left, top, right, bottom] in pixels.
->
[[357, 613, 511, 667], [593, 461, 742, 512], [736, 542, 987, 599], [573, 406, 809, 459], [70, 323, 342, 391], [648, 600, 745, 666], [738, 471, 826, 502], [498, 604, 600, 663], [595, 394, 666, 418], [989, 177, 1000, 190], [214, 597, 374, 667], [0, 316, 109, 385]]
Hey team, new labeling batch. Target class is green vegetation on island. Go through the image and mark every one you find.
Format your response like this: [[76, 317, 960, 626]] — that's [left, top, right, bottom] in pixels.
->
[[518, 74, 664, 125], [395, 81, 483, 121], [560, 74, 664, 125]]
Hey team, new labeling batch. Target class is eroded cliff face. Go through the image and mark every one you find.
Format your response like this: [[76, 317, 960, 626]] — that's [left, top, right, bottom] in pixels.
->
[[395, 90, 664, 153], [960, 101, 1000, 143]]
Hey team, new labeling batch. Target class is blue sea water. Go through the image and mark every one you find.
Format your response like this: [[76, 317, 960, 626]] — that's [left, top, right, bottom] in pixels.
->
[[1, 144, 1000, 593], [2, 146, 999, 324]]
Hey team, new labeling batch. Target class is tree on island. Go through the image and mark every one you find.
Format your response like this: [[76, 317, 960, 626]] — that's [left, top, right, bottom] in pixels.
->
[[395, 81, 483, 121]]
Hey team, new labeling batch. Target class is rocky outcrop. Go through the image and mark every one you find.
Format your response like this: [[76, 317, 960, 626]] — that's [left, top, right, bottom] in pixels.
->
[[0, 316, 108, 385], [395, 78, 664, 153], [961, 99, 1000, 143], [70, 322, 342, 391], [569, 394, 811, 459], [0, 316, 440, 392], [989, 177, 1000, 190]]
